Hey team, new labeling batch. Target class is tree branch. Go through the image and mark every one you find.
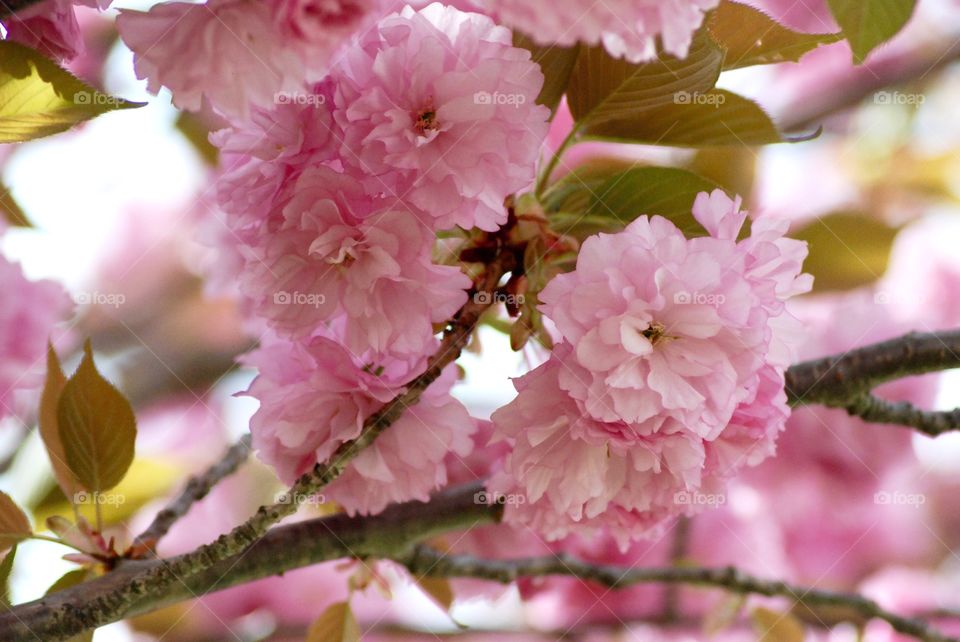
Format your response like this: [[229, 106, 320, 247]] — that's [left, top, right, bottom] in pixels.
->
[[784, 329, 960, 432], [132, 434, 253, 556], [399, 546, 958, 642], [0, 484, 500, 640], [843, 395, 960, 437]]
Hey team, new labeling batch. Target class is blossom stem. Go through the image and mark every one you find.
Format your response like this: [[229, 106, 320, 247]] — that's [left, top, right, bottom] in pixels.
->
[[536, 126, 579, 197]]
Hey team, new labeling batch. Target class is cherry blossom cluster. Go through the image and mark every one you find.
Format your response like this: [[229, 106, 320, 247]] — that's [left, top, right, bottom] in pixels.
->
[[114, 0, 814, 543], [489, 191, 812, 545], [201, 4, 549, 515]]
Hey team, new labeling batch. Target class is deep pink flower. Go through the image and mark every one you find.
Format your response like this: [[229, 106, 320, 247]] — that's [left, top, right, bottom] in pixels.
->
[[330, 3, 550, 231]]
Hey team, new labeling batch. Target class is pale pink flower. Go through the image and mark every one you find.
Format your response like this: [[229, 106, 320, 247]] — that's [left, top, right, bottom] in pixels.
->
[[269, 0, 384, 60], [245, 333, 474, 515], [326, 367, 476, 514], [117, 0, 387, 121], [118, 0, 306, 122], [488, 348, 708, 545], [1, 0, 108, 61], [540, 190, 811, 439], [473, 0, 719, 62], [491, 190, 810, 543], [0, 257, 73, 422], [236, 166, 470, 357], [330, 3, 550, 231]]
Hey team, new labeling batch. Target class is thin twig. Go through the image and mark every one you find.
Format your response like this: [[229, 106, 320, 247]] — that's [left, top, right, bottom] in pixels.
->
[[132, 434, 253, 556], [400, 547, 958, 642]]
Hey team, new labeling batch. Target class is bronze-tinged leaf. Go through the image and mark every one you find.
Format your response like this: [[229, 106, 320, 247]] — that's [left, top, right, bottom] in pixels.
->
[[0, 492, 32, 553], [45, 568, 90, 596], [39, 344, 84, 499], [751, 606, 805, 642], [567, 30, 723, 126], [581, 89, 808, 147], [791, 212, 899, 292], [175, 112, 219, 166], [306, 602, 361, 642], [57, 340, 137, 493], [0, 545, 16, 606], [0, 181, 31, 227], [547, 167, 725, 241], [0, 40, 143, 143], [512, 33, 579, 117], [708, 1, 841, 69], [415, 576, 455, 612], [826, 0, 917, 63]]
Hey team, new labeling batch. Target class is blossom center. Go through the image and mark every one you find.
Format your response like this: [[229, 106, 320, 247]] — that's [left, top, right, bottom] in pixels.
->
[[642, 322, 673, 347], [413, 103, 439, 136]]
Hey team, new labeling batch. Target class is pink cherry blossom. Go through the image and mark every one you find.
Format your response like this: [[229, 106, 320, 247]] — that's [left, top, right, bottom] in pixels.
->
[[490, 190, 810, 544], [539, 190, 810, 439], [472, 0, 719, 62], [330, 3, 550, 231], [232, 165, 470, 357], [0, 256, 73, 423], [118, 0, 382, 121], [245, 332, 474, 515], [2, 0, 108, 61], [325, 366, 476, 514]]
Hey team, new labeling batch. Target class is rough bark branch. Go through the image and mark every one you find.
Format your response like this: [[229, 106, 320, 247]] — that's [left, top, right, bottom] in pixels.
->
[[785, 329, 960, 432], [0, 484, 499, 641], [399, 546, 959, 642]]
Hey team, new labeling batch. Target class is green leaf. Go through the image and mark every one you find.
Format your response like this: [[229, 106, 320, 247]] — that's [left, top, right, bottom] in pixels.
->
[[826, 0, 917, 63], [46, 569, 90, 596], [0, 40, 143, 143], [542, 158, 638, 214], [708, 1, 842, 69], [581, 89, 807, 147], [306, 601, 361, 642], [0, 546, 16, 607], [57, 340, 137, 493], [791, 212, 899, 292], [512, 33, 579, 117], [549, 167, 725, 240], [751, 606, 806, 642], [175, 112, 218, 166], [0, 181, 31, 227], [0, 492, 31, 553], [39, 344, 85, 499], [567, 31, 723, 126]]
